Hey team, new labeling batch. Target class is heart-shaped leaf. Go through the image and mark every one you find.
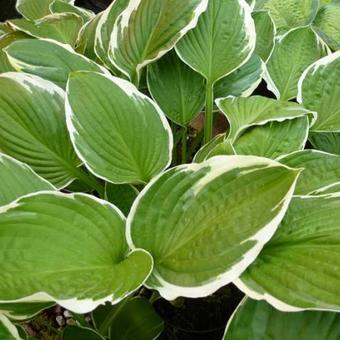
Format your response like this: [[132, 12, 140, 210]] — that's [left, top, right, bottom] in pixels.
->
[[223, 298, 340, 340], [127, 156, 300, 300], [236, 194, 340, 311], [5, 39, 107, 88], [66, 71, 172, 184], [109, 0, 208, 84], [0, 72, 81, 189], [0, 192, 153, 314], [298, 51, 340, 132], [147, 50, 205, 126]]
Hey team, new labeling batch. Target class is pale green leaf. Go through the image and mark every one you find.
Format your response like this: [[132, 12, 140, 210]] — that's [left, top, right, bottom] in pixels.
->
[[176, 0, 256, 84], [265, 27, 328, 100], [279, 150, 340, 195], [9, 13, 82, 47], [0, 315, 21, 340], [236, 194, 340, 311], [0, 302, 54, 321], [216, 96, 312, 142], [309, 132, 340, 155], [193, 134, 226, 163], [252, 10, 276, 62], [5, 39, 107, 88], [313, 4, 340, 51], [223, 298, 340, 340], [16, 0, 74, 20], [105, 183, 138, 216], [298, 51, 340, 132], [0, 72, 80, 188], [259, 0, 319, 32], [0, 192, 153, 314], [50, 0, 95, 23], [147, 50, 205, 126], [234, 117, 309, 159], [94, 0, 129, 73], [109, 0, 208, 83], [66, 71, 172, 184], [127, 156, 300, 300], [214, 54, 265, 99], [0, 153, 54, 207], [109, 297, 164, 340], [0, 32, 29, 73]]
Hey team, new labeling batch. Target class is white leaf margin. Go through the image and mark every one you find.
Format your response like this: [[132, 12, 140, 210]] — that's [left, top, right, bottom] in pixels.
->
[[0, 190, 154, 314], [0, 314, 21, 340], [126, 155, 301, 300]]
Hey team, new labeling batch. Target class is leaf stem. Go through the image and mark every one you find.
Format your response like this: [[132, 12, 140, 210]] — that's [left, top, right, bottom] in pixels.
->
[[204, 80, 214, 144], [181, 127, 187, 164]]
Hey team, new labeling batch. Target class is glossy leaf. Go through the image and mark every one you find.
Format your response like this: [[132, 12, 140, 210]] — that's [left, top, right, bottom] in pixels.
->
[[9, 13, 82, 47], [265, 27, 328, 100], [0, 315, 21, 340], [0, 153, 54, 207], [66, 71, 172, 184], [313, 4, 340, 51], [224, 298, 340, 339], [63, 326, 104, 340], [109, 297, 164, 340], [309, 132, 340, 155], [216, 96, 312, 142], [147, 50, 205, 126], [298, 51, 340, 132], [49, 0, 94, 23], [109, 0, 208, 83], [214, 54, 265, 99], [279, 150, 340, 195], [234, 117, 309, 159], [259, 0, 319, 32], [0, 192, 153, 314], [16, 0, 74, 20], [252, 10, 276, 62], [176, 0, 256, 84], [127, 156, 300, 300], [5, 39, 107, 88], [0, 302, 54, 321], [0, 72, 80, 188], [105, 183, 138, 216], [236, 194, 340, 311]]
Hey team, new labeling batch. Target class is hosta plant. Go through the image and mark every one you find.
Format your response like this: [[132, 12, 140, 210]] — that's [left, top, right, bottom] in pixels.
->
[[0, 0, 340, 339]]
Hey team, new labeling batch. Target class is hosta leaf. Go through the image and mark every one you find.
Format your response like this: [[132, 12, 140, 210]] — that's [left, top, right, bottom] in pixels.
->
[[0, 302, 54, 321], [193, 134, 226, 163], [5, 39, 107, 88], [63, 326, 104, 340], [259, 0, 319, 32], [265, 27, 328, 100], [234, 117, 309, 159], [127, 156, 300, 300], [176, 0, 256, 84], [0, 153, 54, 207], [0, 23, 13, 36], [147, 50, 205, 126], [105, 183, 138, 216], [216, 96, 312, 142], [0, 32, 29, 73], [309, 132, 340, 155], [279, 150, 340, 195], [298, 51, 340, 132], [0, 315, 21, 340], [94, 0, 129, 73], [109, 297, 164, 340], [9, 13, 82, 47], [313, 4, 340, 51], [223, 298, 340, 340], [109, 0, 208, 84], [66, 71, 172, 184], [252, 10, 276, 62], [236, 194, 340, 311], [0, 192, 153, 313], [50, 0, 94, 23], [0, 72, 80, 188], [214, 54, 265, 99], [16, 0, 74, 20]]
